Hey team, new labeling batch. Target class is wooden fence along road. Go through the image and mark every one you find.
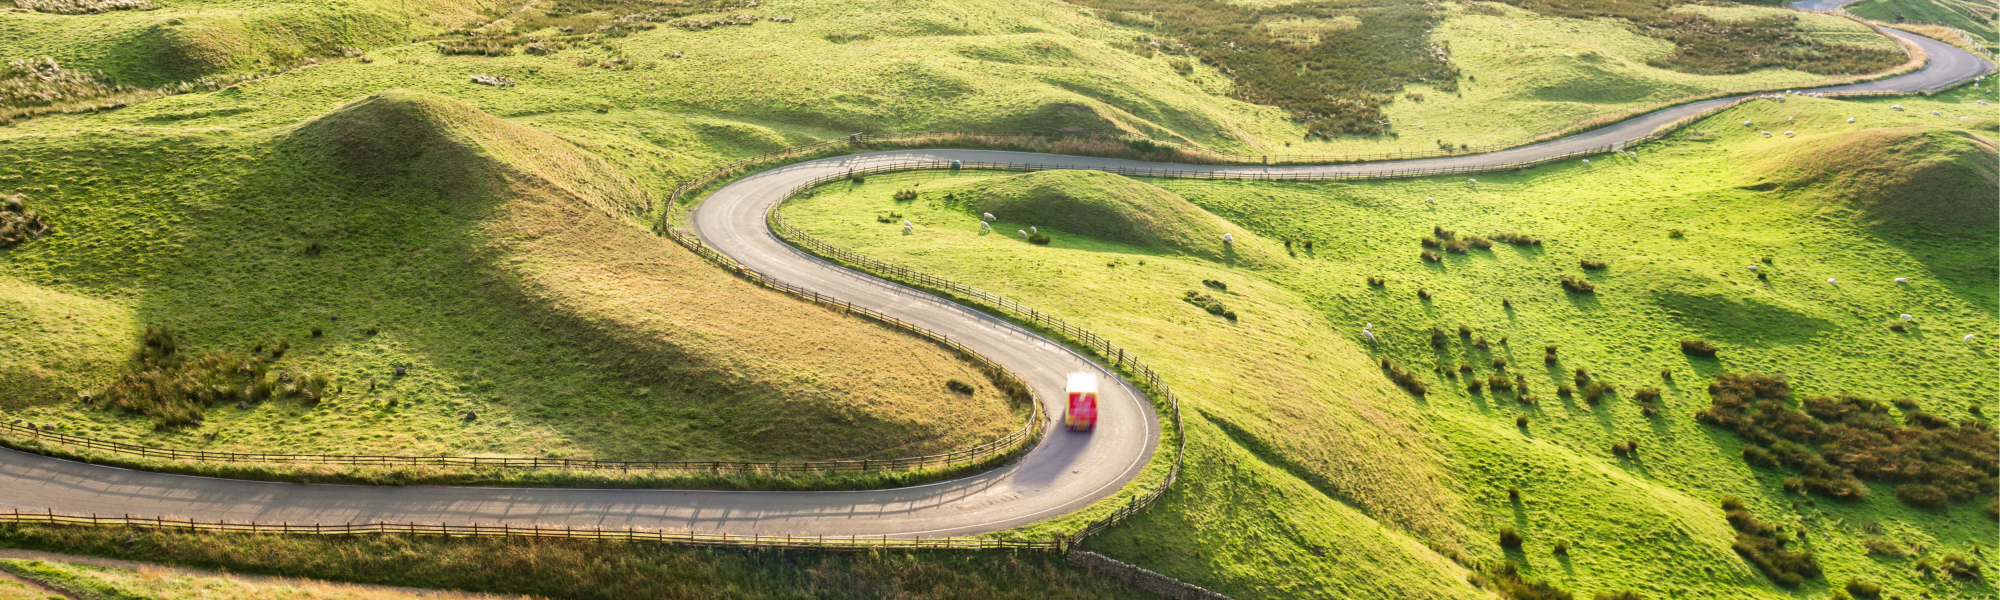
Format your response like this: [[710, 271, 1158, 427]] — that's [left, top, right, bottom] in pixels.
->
[[0, 24, 1989, 553]]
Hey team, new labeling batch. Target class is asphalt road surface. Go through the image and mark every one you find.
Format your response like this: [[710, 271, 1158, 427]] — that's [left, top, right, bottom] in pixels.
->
[[0, 24, 1987, 538]]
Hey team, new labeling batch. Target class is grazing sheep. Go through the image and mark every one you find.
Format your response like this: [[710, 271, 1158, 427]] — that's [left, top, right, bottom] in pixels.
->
[[1467, 178, 1477, 185], [1827, 278, 1838, 286], [1582, 159, 1590, 166], [1931, 110, 1941, 116], [1979, 101, 1990, 106], [1901, 314, 1914, 321], [1761, 131, 1772, 136], [1891, 104, 1904, 111], [1747, 265, 1759, 272], [1784, 131, 1795, 136], [979, 221, 992, 231], [1743, 120, 1753, 126], [983, 212, 996, 221], [1894, 277, 1909, 284], [1030, 226, 1038, 234], [1847, 117, 1855, 123], [1787, 116, 1793, 122], [902, 220, 912, 227], [1426, 197, 1435, 203], [903, 224, 913, 234], [1363, 324, 1375, 342], [1223, 233, 1235, 244], [1964, 334, 1976, 342], [1018, 230, 1028, 237]]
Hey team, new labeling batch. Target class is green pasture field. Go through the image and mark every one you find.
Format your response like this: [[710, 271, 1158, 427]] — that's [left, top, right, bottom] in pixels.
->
[[0, 526, 1149, 600], [0, 555, 468, 600], [1846, 0, 1998, 48], [782, 90, 1998, 599], [1, 0, 1905, 158]]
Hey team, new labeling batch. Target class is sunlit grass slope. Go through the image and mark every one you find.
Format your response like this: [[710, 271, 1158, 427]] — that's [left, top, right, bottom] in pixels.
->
[[784, 89, 1998, 599], [0, 556, 525, 600], [0, 89, 1022, 462], [1846, 0, 1998, 49], [0, 0, 1902, 158]]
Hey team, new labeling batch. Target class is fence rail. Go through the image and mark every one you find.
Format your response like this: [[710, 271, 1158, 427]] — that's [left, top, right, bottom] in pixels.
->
[[0, 510, 1057, 551]]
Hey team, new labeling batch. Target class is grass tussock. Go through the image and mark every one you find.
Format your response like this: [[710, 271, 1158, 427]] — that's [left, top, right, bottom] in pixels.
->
[[1720, 496, 1820, 588], [0, 194, 54, 248], [1679, 339, 1718, 357], [80, 328, 335, 429], [1379, 358, 1428, 396], [1182, 290, 1237, 320], [1496, 0, 1903, 76], [1559, 277, 1594, 294], [1697, 374, 1998, 508]]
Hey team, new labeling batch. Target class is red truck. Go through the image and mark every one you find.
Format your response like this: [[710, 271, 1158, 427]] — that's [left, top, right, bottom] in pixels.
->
[[1064, 372, 1098, 432]]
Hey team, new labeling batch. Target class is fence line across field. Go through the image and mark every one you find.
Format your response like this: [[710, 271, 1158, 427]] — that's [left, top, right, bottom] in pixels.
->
[[0, 510, 1060, 551]]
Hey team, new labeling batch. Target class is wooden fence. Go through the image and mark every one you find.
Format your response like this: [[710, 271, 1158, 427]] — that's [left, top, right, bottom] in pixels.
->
[[0, 510, 1057, 551]]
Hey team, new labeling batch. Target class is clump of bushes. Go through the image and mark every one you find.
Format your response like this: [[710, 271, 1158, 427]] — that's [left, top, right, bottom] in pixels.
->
[[1418, 288, 1432, 300], [1493, 232, 1542, 246], [1721, 496, 1820, 588], [0, 194, 54, 248], [1696, 373, 1997, 508], [1611, 439, 1639, 456], [1915, 553, 1986, 580], [892, 188, 919, 201], [1497, 528, 1524, 550], [1366, 275, 1386, 287], [1421, 249, 1442, 263], [874, 211, 903, 224], [1431, 328, 1450, 348], [1842, 579, 1881, 599], [1202, 279, 1228, 291], [847, 172, 866, 184], [1028, 233, 1051, 245], [1580, 259, 1608, 270], [1559, 277, 1595, 294], [1182, 291, 1236, 320], [83, 327, 336, 429], [945, 379, 974, 395], [1679, 339, 1719, 357], [1379, 358, 1428, 396]]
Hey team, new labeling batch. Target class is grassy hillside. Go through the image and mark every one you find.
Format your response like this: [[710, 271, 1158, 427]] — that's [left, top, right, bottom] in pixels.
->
[[783, 89, 1998, 599], [0, 527, 1149, 600], [0, 0, 1905, 157], [0, 556, 526, 600], [0, 89, 1026, 465], [1846, 0, 1997, 50]]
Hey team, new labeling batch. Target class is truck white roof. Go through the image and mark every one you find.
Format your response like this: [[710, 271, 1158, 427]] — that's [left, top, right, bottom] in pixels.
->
[[1066, 372, 1098, 394]]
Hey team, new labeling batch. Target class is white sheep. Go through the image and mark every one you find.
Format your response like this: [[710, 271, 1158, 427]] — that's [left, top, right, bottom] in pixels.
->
[[1894, 277, 1909, 284], [903, 223, 913, 234], [1743, 120, 1753, 126], [1030, 226, 1038, 234], [1891, 104, 1904, 111], [1784, 131, 1795, 136], [979, 221, 992, 231], [1761, 131, 1772, 137], [902, 220, 912, 227], [1468, 178, 1477, 185], [1847, 118, 1855, 123], [1747, 265, 1759, 272], [1426, 197, 1435, 203], [1787, 116, 1793, 122], [1931, 110, 1941, 116], [1582, 159, 1591, 166], [1363, 323, 1376, 342], [982, 212, 996, 221], [1018, 230, 1028, 237], [1827, 278, 1838, 286], [1964, 334, 1977, 342], [1900, 314, 1915, 321], [1223, 233, 1235, 244], [1979, 101, 1990, 106]]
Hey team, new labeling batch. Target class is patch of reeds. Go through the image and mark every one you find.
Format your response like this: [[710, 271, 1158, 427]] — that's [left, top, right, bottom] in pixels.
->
[[81, 327, 336, 429], [1721, 496, 1820, 588]]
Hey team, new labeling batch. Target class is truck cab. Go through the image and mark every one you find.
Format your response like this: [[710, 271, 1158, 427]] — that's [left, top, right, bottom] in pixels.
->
[[1064, 372, 1098, 432]]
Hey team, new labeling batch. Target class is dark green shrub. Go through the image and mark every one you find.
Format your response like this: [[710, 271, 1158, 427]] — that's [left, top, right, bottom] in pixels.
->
[[1843, 579, 1881, 598], [1202, 279, 1228, 291], [310, 327, 323, 338], [1560, 277, 1595, 293], [1494, 232, 1542, 246], [892, 188, 918, 201], [1498, 528, 1523, 549], [1418, 288, 1432, 300], [1860, 537, 1903, 557], [1680, 339, 1719, 357], [1460, 325, 1473, 338], [1468, 379, 1484, 393], [1723, 500, 1820, 588], [1028, 234, 1050, 245], [1556, 384, 1573, 397], [848, 172, 865, 184], [1421, 237, 1443, 249], [1492, 357, 1507, 370], [1473, 338, 1491, 350], [1668, 229, 1684, 238], [1367, 276, 1386, 287], [1583, 382, 1608, 405], [1431, 328, 1450, 348], [1894, 484, 1949, 510], [1181, 291, 1235, 320], [1433, 226, 1456, 240], [1553, 541, 1569, 556], [1633, 388, 1660, 402], [1580, 259, 1608, 270], [1507, 486, 1521, 500], [1488, 374, 1512, 392], [1379, 359, 1428, 396], [945, 379, 975, 395], [1421, 249, 1441, 263], [1515, 415, 1527, 428], [1938, 554, 1984, 580]]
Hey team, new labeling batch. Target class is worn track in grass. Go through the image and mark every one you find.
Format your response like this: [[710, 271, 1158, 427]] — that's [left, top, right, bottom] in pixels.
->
[[0, 27, 1987, 540]]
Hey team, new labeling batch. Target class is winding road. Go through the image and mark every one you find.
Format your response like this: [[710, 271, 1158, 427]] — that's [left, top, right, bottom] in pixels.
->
[[0, 26, 1987, 539]]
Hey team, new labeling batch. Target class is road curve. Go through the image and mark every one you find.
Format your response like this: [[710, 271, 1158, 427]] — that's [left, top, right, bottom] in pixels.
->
[[0, 26, 1987, 538]]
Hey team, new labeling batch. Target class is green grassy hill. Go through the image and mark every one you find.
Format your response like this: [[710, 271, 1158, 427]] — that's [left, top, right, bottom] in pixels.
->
[[0, 88, 1025, 465], [785, 89, 1998, 599]]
